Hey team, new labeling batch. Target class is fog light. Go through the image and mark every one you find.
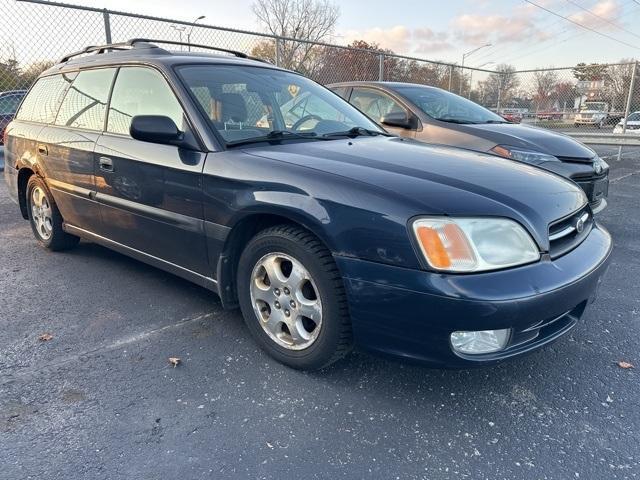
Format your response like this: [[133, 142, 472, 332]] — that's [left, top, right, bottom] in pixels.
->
[[450, 329, 511, 355]]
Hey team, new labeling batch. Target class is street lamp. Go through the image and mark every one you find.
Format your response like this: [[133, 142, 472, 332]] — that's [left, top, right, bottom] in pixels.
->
[[460, 43, 492, 94], [170, 24, 186, 49], [187, 15, 205, 51]]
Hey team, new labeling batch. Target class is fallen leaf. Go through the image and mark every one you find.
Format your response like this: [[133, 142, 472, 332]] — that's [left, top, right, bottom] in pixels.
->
[[617, 361, 634, 369], [38, 333, 53, 342], [168, 357, 181, 368]]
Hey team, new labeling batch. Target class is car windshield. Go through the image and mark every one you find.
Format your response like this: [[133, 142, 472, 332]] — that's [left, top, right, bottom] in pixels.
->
[[0, 94, 23, 115], [581, 103, 607, 111], [178, 65, 383, 146], [394, 85, 506, 124]]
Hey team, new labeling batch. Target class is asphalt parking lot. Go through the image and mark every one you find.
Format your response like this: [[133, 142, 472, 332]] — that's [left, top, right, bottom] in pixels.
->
[[0, 146, 638, 480]]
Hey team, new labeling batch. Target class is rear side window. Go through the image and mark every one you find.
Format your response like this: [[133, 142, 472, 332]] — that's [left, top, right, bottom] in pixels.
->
[[16, 74, 74, 123], [107, 67, 185, 136], [55, 68, 116, 131]]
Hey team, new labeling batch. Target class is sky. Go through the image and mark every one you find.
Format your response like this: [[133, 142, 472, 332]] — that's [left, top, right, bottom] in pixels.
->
[[15, 0, 640, 69]]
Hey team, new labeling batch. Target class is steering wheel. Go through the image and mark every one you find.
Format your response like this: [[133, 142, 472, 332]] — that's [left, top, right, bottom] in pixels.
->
[[292, 114, 323, 131]]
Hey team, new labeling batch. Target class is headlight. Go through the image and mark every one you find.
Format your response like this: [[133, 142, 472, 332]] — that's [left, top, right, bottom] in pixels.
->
[[411, 217, 540, 272], [491, 145, 560, 165], [593, 155, 609, 172]]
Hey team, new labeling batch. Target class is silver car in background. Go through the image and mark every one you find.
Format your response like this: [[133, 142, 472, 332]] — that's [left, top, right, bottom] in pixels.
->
[[328, 81, 609, 213]]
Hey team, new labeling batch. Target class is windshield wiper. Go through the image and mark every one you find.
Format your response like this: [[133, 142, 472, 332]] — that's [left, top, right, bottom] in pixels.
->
[[483, 119, 509, 124], [436, 117, 479, 124], [226, 130, 321, 148], [321, 126, 393, 138]]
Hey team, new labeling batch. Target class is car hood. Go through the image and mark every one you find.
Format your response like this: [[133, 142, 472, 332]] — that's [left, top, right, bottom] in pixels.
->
[[245, 137, 586, 246], [451, 122, 596, 161]]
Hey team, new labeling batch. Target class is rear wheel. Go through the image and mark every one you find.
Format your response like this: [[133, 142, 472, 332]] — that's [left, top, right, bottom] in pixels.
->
[[26, 176, 79, 251], [237, 225, 352, 370]]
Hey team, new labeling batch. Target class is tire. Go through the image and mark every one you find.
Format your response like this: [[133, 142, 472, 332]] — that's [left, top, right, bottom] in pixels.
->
[[26, 175, 79, 251], [237, 225, 352, 370]]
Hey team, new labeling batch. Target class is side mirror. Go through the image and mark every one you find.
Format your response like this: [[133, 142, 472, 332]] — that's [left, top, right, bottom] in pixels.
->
[[380, 111, 417, 130], [130, 115, 183, 146]]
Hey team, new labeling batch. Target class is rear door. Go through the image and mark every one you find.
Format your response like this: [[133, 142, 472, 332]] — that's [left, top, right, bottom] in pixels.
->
[[37, 68, 116, 233], [94, 66, 209, 275], [4, 75, 72, 204]]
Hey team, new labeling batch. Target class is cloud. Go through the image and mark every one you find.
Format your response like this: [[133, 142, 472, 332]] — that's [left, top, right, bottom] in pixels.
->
[[568, 0, 622, 29], [451, 10, 552, 46], [339, 25, 454, 55]]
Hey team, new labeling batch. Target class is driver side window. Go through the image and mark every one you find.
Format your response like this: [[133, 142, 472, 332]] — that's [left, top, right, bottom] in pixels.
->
[[350, 88, 406, 122]]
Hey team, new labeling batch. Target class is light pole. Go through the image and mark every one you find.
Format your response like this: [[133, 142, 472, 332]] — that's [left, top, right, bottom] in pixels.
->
[[187, 15, 205, 51], [459, 43, 492, 94], [170, 25, 186, 49]]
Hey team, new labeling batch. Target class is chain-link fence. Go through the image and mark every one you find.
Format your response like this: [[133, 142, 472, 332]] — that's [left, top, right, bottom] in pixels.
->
[[1, 0, 638, 144]]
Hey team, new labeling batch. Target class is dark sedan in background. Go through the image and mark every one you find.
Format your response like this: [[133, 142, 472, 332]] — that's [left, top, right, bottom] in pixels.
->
[[0, 90, 27, 171], [328, 82, 609, 213], [0, 90, 26, 145]]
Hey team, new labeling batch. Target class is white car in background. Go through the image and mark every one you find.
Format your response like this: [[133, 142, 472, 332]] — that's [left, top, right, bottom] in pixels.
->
[[574, 101, 610, 128], [613, 111, 640, 134]]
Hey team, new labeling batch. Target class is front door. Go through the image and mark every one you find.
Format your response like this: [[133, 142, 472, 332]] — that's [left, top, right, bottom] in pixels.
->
[[349, 87, 417, 138], [94, 66, 209, 276]]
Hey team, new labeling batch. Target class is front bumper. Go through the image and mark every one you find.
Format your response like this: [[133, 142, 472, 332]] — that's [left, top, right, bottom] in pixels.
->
[[335, 225, 612, 367], [575, 117, 603, 125]]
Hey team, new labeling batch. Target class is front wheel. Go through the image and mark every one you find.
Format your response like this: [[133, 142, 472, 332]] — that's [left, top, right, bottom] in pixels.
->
[[237, 225, 352, 370], [26, 176, 79, 251]]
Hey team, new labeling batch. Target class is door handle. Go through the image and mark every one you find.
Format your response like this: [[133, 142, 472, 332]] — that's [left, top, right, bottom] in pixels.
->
[[37, 144, 48, 156], [99, 156, 114, 172]]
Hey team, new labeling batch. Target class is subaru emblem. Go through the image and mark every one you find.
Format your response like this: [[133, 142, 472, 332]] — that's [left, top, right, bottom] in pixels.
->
[[594, 162, 602, 174], [576, 217, 585, 233]]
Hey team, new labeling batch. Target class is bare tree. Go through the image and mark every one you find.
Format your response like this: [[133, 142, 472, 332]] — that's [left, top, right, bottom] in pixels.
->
[[533, 70, 559, 111], [252, 0, 339, 74], [476, 64, 518, 108], [605, 61, 637, 111]]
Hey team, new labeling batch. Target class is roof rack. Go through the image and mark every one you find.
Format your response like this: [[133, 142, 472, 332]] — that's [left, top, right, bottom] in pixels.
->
[[59, 38, 263, 64]]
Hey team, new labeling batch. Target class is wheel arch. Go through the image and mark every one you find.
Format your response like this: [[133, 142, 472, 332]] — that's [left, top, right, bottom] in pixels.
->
[[17, 167, 35, 219], [215, 210, 338, 309]]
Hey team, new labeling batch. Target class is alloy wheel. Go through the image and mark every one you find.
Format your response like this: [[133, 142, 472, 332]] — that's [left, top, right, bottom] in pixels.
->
[[31, 186, 53, 240], [250, 252, 323, 350]]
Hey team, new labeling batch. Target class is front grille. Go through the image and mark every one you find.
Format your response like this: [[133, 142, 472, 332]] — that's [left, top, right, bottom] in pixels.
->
[[548, 205, 593, 259]]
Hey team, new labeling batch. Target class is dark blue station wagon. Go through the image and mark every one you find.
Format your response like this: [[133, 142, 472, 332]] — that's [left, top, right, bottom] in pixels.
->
[[4, 40, 612, 369]]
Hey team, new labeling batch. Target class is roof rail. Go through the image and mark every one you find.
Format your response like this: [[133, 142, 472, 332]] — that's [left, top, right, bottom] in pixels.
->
[[59, 38, 266, 64], [127, 38, 252, 59], [58, 40, 160, 63]]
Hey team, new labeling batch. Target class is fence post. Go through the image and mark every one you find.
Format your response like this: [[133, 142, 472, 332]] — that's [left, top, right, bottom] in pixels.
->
[[496, 73, 503, 112], [378, 53, 384, 81], [448, 65, 453, 91], [622, 62, 638, 134], [274, 38, 281, 67], [102, 9, 112, 44]]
